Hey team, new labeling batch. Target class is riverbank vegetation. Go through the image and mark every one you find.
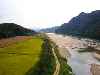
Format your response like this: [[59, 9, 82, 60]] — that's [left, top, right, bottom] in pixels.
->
[[78, 46, 97, 53], [26, 35, 56, 75]]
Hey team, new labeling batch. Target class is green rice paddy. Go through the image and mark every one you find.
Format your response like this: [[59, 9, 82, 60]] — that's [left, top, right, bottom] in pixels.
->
[[0, 37, 43, 75]]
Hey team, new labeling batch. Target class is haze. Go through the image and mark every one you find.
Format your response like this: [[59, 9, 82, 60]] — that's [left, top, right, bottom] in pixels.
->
[[0, 0, 100, 29]]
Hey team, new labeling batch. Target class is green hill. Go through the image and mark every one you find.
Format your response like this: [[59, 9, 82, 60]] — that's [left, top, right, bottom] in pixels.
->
[[0, 23, 36, 38]]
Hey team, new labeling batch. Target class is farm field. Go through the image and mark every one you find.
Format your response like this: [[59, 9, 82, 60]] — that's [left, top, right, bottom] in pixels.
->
[[0, 36, 43, 75]]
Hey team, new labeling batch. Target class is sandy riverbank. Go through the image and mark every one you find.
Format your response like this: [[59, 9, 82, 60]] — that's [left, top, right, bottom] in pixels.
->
[[47, 33, 100, 75]]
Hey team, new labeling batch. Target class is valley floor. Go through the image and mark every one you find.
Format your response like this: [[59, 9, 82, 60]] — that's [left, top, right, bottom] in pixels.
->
[[0, 35, 57, 75]]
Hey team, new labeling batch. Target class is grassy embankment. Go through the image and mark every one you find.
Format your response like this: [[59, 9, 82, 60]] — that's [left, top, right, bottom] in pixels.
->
[[26, 35, 56, 75], [50, 41, 74, 75], [0, 35, 56, 75]]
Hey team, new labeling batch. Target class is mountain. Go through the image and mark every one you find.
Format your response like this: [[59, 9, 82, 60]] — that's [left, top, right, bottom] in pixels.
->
[[0, 23, 36, 38], [55, 10, 100, 40], [39, 26, 59, 33]]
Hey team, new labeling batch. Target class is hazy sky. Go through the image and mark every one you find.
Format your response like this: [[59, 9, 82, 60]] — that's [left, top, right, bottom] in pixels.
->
[[0, 0, 100, 29]]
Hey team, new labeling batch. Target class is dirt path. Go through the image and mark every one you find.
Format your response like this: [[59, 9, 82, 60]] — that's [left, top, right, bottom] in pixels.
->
[[52, 47, 60, 75]]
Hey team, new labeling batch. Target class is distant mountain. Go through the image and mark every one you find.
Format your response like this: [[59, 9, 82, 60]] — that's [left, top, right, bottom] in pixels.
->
[[55, 10, 100, 40], [39, 26, 59, 33], [0, 23, 36, 38]]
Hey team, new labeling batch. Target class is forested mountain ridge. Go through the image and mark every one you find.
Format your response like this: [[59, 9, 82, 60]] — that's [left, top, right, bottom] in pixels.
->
[[39, 26, 59, 33], [0, 23, 36, 38], [55, 10, 100, 40]]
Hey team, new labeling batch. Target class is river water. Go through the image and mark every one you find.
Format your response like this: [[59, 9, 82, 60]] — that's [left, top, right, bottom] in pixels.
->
[[47, 33, 100, 75]]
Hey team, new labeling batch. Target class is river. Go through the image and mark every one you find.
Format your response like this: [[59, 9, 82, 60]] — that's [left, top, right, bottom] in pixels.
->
[[47, 33, 100, 75]]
